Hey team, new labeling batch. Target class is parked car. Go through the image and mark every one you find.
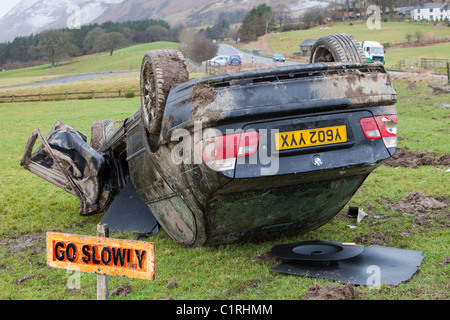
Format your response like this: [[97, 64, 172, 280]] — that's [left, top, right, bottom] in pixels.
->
[[273, 53, 285, 62], [21, 34, 398, 247], [208, 55, 228, 66], [227, 54, 242, 65]]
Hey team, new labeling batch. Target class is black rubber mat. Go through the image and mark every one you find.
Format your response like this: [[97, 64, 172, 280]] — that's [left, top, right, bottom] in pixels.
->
[[271, 245, 424, 286], [101, 181, 159, 235]]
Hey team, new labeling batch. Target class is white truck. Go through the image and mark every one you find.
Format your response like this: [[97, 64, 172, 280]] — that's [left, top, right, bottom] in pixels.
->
[[361, 41, 385, 64]]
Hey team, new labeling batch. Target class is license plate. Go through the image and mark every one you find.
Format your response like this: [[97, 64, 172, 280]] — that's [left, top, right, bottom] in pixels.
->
[[275, 125, 347, 150]]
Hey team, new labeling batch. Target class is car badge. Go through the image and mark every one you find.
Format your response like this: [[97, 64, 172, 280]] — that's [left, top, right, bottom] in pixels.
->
[[312, 156, 323, 167]]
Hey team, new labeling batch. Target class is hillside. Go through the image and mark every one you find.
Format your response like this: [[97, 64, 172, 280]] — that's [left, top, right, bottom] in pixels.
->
[[0, 41, 178, 88], [0, 0, 330, 43]]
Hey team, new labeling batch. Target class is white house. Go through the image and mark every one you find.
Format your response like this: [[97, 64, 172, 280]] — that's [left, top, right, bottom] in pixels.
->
[[411, 2, 449, 21]]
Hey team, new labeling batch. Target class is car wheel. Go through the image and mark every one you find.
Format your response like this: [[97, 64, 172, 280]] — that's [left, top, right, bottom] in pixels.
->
[[91, 119, 115, 152], [140, 49, 189, 135], [310, 33, 366, 63]]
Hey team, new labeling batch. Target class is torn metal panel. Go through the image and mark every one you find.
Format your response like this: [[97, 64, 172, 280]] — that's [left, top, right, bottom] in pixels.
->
[[20, 121, 115, 216]]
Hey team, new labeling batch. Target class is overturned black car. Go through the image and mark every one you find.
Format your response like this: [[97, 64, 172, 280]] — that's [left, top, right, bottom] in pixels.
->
[[21, 34, 397, 246]]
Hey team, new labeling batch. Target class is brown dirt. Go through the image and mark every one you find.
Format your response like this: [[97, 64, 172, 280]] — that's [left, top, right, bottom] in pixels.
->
[[165, 280, 178, 289], [438, 256, 450, 266], [0, 232, 46, 253], [191, 84, 215, 112], [154, 50, 189, 99], [111, 284, 132, 297], [429, 83, 450, 94], [354, 231, 391, 246], [14, 275, 35, 285], [387, 192, 448, 215], [434, 103, 450, 109], [390, 71, 439, 84], [256, 250, 281, 264], [384, 147, 450, 168], [301, 284, 356, 300]]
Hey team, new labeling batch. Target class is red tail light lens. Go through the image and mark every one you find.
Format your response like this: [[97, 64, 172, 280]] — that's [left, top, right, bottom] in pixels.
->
[[360, 117, 381, 139], [360, 115, 398, 148], [375, 115, 398, 148], [198, 131, 259, 171], [237, 132, 259, 157]]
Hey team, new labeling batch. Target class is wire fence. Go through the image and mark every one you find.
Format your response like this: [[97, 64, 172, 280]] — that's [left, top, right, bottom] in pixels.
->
[[0, 90, 140, 104], [392, 57, 449, 75], [421, 58, 450, 73]]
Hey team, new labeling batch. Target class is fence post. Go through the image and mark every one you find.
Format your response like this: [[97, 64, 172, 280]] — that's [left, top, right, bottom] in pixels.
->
[[65, 92, 68, 100], [12, 95, 14, 103], [97, 223, 109, 300], [447, 62, 449, 85], [119, 90, 122, 97], [92, 91, 95, 100]]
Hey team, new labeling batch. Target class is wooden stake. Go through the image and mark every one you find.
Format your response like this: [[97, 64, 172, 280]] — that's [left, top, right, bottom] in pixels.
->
[[447, 62, 449, 85], [97, 224, 109, 300]]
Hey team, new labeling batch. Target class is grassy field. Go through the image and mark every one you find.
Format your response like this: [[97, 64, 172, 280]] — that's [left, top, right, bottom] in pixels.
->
[[270, 21, 450, 68], [0, 72, 140, 98], [0, 76, 448, 300], [0, 41, 178, 88]]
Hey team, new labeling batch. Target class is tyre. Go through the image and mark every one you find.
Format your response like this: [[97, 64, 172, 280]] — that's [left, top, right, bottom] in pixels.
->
[[140, 49, 189, 135], [91, 120, 115, 152], [310, 33, 366, 63]]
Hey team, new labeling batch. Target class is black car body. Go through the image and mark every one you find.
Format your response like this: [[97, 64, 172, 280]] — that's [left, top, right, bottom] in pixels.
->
[[21, 35, 398, 247]]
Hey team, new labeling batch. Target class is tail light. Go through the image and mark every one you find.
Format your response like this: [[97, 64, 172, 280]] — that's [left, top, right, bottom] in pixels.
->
[[360, 115, 397, 148], [197, 131, 259, 171]]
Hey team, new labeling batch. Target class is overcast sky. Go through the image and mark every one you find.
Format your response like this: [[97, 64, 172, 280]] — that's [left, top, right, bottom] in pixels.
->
[[0, 0, 22, 19]]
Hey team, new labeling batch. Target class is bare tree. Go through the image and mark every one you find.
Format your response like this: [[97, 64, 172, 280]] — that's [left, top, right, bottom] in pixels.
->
[[262, 7, 275, 34], [274, 4, 290, 28], [302, 6, 330, 27], [93, 32, 128, 56], [178, 29, 217, 64], [37, 30, 71, 67]]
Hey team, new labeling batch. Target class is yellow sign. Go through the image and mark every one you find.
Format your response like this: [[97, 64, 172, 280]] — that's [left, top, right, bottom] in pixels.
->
[[46, 232, 155, 280]]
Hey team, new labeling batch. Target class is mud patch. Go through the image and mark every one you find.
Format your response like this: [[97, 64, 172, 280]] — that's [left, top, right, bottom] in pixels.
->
[[428, 83, 450, 95], [438, 256, 450, 266], [152, 50, 189, 99], [387, 192, 448, 215], [0, 232, 46, 253], [384, 147, 450, 168], [191, 84, 215, 113], [354, 231, 390, 246], [256, 250, 281, 264], [301, 284, 356, 300], [434, 103, 450, 109], [15, 275, 35, 285], [111, 284, 132, 297], [407, 81, 417, 91], [166, 280, 178, 289]]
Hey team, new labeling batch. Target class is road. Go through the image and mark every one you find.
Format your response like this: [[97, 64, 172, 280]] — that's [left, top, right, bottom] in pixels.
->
[[218, 43, 299, 65]]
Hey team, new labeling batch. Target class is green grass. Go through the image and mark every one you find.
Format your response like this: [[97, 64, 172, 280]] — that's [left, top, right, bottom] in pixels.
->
[[271, 21, 450, 68], [271, 21, 450, 53], [385, 42, 450, 69], [0, 41, 178, 87], [0, 79, 449, 301]]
